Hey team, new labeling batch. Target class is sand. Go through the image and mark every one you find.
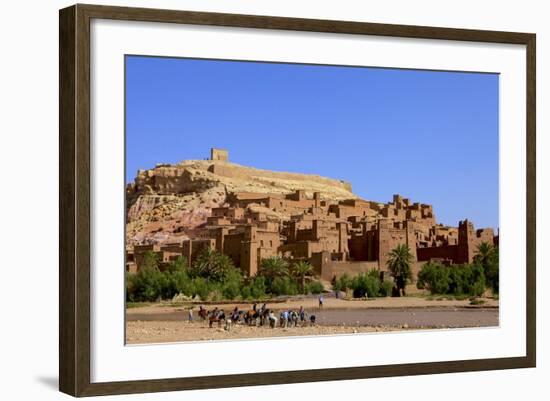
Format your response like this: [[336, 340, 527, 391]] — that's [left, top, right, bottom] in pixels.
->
[[125, 296, 498, 344], [126, 320, 406, 344]]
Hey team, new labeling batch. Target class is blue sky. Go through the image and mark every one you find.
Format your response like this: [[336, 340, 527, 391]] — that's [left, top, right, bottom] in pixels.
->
[[125, 56, 499, 230]]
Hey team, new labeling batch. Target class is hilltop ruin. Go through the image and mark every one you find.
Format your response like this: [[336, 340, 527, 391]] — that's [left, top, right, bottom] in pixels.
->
[[126, 149, 497, 281]]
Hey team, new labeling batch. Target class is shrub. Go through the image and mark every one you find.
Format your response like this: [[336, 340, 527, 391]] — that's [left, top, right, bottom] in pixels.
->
[[165, 256, 189, 273], [334, 270, 391, 298], [350, 273, 380, 298], [468, 263, 486, 297], [140, 250, 159, 271], [270, 276, 298, 296], [240, 285, 252, 300], [245, 276, 267, 299], [170, 270, 193, 295], [307, 281, 324, 294], [380, 280, 394, 297], [474, 242, 499, 294], [190, 277, 211, 301], [220, 269, 244, 299], [417, 262, 451, 294], [241, 277, 265, 300], [333, 273, 352, 293], [417, 262, 486, 297], [126, 267, 168, 302]]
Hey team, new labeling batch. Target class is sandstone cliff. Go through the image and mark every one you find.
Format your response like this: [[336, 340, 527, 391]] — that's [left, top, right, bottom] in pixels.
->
[[126, 160, 357, 245]]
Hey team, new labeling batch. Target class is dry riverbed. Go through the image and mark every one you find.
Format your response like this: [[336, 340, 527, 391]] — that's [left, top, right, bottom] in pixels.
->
[[126, 296, 498, 344]]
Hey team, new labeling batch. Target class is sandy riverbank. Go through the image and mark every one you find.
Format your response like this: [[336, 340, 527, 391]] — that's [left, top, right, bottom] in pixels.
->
[[126, 320, 410, 344]]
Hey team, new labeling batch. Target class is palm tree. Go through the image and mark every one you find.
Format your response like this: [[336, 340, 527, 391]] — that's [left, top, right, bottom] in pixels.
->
[[474, 242, 494, 267], [474, 241, 495, 269], [259, 256, 289, 281], [474, 242, 499, 294], [192, 248, 234, 282], [292, 261, 314, 293], [386, 244, 414, 296]]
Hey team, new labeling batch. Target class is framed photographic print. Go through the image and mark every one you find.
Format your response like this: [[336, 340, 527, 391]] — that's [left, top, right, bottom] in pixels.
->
[[59, 4, 536, 397]]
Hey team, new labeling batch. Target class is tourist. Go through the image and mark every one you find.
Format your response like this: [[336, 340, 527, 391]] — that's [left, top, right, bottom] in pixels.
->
[[209, 307, 219, 328], [310, 314, 316, 326], [319, 295, 324, 308], [259, 304, 267, 326], [231, 307, 239, 323], [268, 310, 277, 328], [281, 310, 289, 328], [188, 307, 194, 322], [198, 305, 207, 320]]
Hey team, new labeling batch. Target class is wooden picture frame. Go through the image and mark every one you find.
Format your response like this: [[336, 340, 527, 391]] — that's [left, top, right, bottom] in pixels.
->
[[59, 3, 536, 397]]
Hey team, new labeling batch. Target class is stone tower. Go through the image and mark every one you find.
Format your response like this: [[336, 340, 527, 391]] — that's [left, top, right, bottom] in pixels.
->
[[210, 148, 228, 162], [457, 219, 475, 263]]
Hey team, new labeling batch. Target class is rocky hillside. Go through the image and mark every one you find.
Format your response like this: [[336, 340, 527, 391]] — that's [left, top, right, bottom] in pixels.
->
[[126, 159, 357, 245]]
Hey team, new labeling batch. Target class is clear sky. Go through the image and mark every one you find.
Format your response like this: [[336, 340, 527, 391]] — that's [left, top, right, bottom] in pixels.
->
[[125, 56, 499, 230]]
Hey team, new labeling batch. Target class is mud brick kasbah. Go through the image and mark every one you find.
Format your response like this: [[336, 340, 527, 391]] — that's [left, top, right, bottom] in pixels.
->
[[125, 148, 498, 283]]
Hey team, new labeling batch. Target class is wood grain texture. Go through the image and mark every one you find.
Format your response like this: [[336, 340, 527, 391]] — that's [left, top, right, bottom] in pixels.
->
[[59, 5, 76, 396], [59, 3, 537, 397]]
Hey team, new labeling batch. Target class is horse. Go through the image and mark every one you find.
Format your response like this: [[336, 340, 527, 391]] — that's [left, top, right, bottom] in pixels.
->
[[244, 310, 259, 326], [198, 306, 208, 321], [230, 308, 241, 325], [258, 308, 270, 326], [208, 309, 225, 328]]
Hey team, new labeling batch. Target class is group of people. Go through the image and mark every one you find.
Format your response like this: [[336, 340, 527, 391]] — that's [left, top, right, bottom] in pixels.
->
[[277, 306, 316, 328], [188, 302, 317, 330]]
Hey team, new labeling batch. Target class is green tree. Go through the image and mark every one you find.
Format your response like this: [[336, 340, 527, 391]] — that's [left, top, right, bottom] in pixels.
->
[[474, 242, 499, 294], [386, 244, 414, 296], [191, 248, 235, 282], [417, 262, 486, 297], [474, 242, 493, 269], [140, 250, 159, 271], [165, 255, 189, 273], [291, 260, 314, 293], [259, 256, 289, 281], [241, 276, 267, 300], [333, 273, 352, 293], [126, 267, 168, 302], [417, 262, 450, 294], [271, 276, 298, 296], [350, 272, 380, 298], [220, 268, 244, 299]]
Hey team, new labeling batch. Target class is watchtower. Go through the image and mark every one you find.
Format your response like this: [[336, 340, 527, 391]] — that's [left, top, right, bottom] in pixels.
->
[[210, 148, 228, 162]]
